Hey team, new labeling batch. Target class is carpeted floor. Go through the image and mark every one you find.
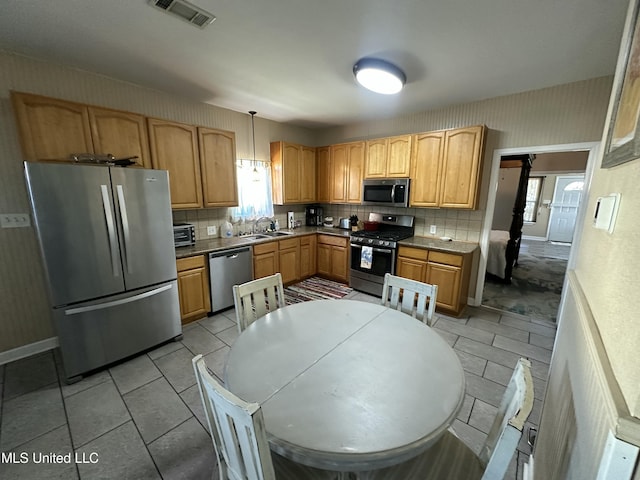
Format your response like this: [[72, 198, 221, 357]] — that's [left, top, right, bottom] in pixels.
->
[[482, 249, 568, 322], [284, 276, 353, 304]]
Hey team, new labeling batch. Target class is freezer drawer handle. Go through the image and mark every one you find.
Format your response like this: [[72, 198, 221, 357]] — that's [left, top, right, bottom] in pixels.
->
[[64, 284, 173, 315], [101, 185, 120, 277], [116, 185, 133, 274]]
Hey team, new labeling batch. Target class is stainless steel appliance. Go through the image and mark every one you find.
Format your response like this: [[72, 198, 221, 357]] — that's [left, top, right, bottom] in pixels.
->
[[173, 222, 195, 247], [362, 178, 410, 208], [305, 205, 323, 226], [25, 161, 181, 382], [209, 246, 253, 312], [350, 213, 415, 296]]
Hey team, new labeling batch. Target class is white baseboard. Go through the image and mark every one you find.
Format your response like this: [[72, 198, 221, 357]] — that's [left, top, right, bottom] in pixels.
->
[[0, 337, 58, 365], [523, 455, 534, 480], [522, 235, 548, 241]]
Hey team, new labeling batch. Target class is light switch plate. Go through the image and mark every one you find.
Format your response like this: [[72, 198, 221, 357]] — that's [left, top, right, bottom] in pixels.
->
[[593, 193, 620, 234], [207, 225, 217, 236], [1, 213, 31, 228]]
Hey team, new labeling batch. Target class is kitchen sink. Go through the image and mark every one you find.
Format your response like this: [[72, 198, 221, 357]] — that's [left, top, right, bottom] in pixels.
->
[[262, 231, 294, 237], [238, 234, 271, 240]]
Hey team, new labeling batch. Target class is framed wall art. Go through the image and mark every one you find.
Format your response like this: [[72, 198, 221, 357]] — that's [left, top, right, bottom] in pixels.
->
[[603, 0, 640, 168]]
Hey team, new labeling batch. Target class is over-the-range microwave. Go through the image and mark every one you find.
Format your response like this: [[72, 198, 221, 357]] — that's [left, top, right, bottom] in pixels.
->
[[361, 178, 410, 208]]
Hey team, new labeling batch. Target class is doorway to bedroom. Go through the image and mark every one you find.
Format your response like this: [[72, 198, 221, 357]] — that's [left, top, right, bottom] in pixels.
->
[[480, 149, 588, 323]]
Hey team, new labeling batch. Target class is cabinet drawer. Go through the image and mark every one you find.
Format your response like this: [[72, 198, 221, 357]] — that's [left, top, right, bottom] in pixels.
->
[[398, 246, 428, 261], [300, 234, 314, 246], [279, 237, 299, 250], [253, 241, 278, 255], [177, 255, 205, 272], [317, 234, 347, 247], [428, 251, 463, 267]]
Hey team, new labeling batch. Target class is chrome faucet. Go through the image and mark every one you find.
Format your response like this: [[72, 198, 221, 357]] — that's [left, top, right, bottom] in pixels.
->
[[253, 216, 273, 233]]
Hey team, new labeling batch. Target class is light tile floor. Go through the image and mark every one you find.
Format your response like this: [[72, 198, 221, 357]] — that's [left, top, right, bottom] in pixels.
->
[[0, 290, 555, 479]]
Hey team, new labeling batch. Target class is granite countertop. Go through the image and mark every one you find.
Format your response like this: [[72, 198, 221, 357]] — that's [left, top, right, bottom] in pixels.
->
[[175, 226, 477, 258], [399, 236, 479, 255], [175, 226, 351, 258]]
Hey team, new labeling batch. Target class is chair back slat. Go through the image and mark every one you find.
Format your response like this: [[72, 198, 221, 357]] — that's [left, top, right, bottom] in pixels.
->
[[480, 357, 535, 479], [193, 354, 276, 480], [233, 273, 285, 332], [381, 273, 438, 326]]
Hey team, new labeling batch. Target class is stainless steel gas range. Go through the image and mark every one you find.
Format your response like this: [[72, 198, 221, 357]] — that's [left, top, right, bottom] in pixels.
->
[[349, 213, 415, 297]]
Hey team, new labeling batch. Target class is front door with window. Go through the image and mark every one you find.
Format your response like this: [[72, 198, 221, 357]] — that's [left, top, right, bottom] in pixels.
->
[[548, 175, 584, 243]]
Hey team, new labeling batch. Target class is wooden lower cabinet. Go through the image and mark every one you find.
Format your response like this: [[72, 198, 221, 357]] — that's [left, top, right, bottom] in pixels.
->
[[278, 237, 301, 284], [253, 241, 279, 279], [176, 255, 211, 325], [300, 235, 317, 279], [397, 246, 472, 316], [317, 235, 349, 283]]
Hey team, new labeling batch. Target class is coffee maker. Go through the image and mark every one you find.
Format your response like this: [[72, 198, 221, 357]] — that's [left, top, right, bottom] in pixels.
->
[[305, 205, 323, 226]]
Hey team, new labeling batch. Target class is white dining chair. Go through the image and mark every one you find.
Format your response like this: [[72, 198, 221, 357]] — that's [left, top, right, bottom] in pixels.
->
[[233, 273, 285, 333], [358, 357, 534, 480], [381, 273, 438, 326], [192, 354, 337, 480]]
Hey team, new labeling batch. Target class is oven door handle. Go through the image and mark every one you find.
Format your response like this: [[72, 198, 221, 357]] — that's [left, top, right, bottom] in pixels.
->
[[350, 243, 393, 255]]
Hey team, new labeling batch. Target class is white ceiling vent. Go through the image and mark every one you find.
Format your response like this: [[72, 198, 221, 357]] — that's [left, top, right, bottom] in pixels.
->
[[148, 0, 216, 28]]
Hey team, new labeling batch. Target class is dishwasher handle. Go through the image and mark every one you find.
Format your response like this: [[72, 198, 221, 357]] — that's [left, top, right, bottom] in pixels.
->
[[209, 247, 251, 260]]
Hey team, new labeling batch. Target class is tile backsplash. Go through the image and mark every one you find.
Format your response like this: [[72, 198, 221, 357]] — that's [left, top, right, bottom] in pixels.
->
[[173, 205, 482, 243]]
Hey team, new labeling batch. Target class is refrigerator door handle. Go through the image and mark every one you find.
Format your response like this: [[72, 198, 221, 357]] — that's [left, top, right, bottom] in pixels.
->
[[100, 185, 120, 277], [64, 284, 173, 315], [116, 185, 133, 274]]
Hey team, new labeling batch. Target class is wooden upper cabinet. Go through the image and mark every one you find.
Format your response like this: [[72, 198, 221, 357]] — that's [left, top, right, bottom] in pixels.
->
[[198, 127, 238, 207], [387, 135, 412, 177], [316, 146, 331, 203], [329, 143, 348, 203], [270, 141, 316, 204], [329, 141, 363, 204], [364, 135, 411, 178], [439, 125, 486, 209], [365, 138, 387, 178], [410, 131, 445, 207], [346, 142, 365, 203], [410, 125, 486, 209], [300, 146, 317, 203], [11, 91, 93, 161], [148, 118, 203, 209], [88, 107, 151, 168]]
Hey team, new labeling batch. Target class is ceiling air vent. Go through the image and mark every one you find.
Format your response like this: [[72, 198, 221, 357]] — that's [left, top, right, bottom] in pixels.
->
[[148, 0, 216, 28]]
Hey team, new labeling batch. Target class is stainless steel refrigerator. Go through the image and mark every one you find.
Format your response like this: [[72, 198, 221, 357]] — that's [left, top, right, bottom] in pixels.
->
[[25, 161, 182, 382]]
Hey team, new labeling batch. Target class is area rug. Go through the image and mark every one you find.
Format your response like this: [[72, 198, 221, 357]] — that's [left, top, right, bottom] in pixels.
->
[[482, 252, 567, 322], [284, 277, 353, 305]]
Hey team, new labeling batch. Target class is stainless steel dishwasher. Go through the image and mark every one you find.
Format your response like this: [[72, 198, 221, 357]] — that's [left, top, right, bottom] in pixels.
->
[[209, 247, 253, 312]]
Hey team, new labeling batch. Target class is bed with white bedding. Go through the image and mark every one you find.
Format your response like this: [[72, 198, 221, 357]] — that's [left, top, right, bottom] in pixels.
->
[[486, 230, 521, 282]]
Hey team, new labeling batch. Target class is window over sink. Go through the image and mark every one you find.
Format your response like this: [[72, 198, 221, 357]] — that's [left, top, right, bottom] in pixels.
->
[[232, 159, 274, 222]]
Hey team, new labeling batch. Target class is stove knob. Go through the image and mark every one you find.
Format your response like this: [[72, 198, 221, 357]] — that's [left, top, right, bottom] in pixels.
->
[[367, 239, 373, 244], [384, 241, 390, 247]]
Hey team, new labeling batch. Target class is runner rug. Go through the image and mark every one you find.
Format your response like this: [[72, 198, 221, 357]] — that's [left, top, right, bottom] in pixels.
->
[[284, 276, 353, 305]]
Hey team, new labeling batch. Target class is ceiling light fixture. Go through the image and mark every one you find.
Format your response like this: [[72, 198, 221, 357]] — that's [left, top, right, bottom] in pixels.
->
[[353, 58, 406, 95]]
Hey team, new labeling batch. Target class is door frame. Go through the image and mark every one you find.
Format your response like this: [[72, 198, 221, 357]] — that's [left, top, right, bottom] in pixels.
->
[[546, 174, 586, 242], [471, 141, 600, 308]]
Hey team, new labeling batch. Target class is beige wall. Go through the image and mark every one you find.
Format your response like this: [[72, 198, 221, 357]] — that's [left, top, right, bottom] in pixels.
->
[[574, 157, 640, 417], [0, 50, 614, 356]]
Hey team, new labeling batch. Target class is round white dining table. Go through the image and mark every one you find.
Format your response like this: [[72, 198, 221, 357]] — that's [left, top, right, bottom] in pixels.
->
[[224, 299, 465, 472]]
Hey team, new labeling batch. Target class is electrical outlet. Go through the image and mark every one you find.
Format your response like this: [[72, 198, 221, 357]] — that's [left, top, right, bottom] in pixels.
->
[[0, 213, 31, 228], [207, 225, 217, 236], [430, 225, 437, 234]]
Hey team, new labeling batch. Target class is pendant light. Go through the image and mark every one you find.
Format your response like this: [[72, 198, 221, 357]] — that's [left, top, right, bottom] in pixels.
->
[[353, 58, 406, 95], [249, 110, 260, 182]]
